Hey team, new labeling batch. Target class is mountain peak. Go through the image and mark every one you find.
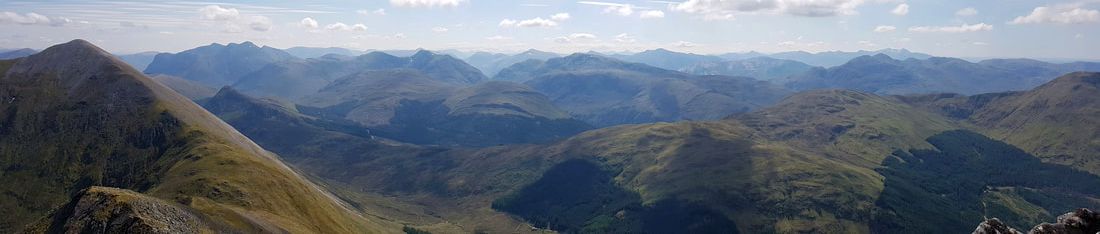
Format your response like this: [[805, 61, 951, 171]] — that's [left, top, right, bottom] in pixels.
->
[[229, 41, 258, 48], [7, 39, 138, 90], [42, 39, 108, 56], [650, 48, 673, 53], [411, 49, 436, 58]]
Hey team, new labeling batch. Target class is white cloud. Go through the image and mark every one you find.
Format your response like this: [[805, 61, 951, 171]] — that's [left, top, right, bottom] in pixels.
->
[[671, 0, 864, 18], [553, 33, 598, 43], [891, 3, 909, 16], [858, 40, 877, 47], [248, 16, 272, 31], [390, 0, 467, 8], [325, 23, 368, 31], [299, 17, 319, 28], [1009, 6, 1100, 25], [873, 25, 896, 32], [972, 41, 988, 46], [500, 17, 558, 28], [615, 33, 636, 43], [640, 10, 666, 19], [198, 5, 239, 21], [551, 13, 571, 21], [1077, 33, 1085, 39], [956, 7, 978, 16], [909, 23, 993, 33], [358, 8, 387, 16], [0, 12, 55, 26], [432, 26, 449, 33], [579, 1, 636, 16]]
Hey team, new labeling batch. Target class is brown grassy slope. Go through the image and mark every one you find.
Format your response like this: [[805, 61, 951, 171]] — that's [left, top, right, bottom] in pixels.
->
[[967, 72, 1100, 173], [0, 40, 397, 233], [900, 72, 1100, 174]]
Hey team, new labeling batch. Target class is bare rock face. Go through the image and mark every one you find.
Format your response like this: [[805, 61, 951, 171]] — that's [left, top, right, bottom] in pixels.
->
[[32, 186, 207, 234], [1029, 208, 1100, 234], [974, 218, 1023, 234], [974, 208, 1100, 234]]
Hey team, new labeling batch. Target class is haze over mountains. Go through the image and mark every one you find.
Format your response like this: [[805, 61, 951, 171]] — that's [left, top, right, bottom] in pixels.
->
[[4, 38, 1100, 234]]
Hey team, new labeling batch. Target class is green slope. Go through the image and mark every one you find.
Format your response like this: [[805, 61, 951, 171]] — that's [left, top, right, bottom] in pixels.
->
[[0, 40, 396, 233]]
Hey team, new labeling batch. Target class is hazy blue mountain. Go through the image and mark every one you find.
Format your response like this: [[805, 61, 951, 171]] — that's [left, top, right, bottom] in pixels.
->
[[116, 51, 160, 71], [496, 53, 789, 127], [466, 49, 560, 77], [295, 70, 589, 146], [495, 53, 688, 83], [606, 48, 724, 71], [144, 41, 296, 87], [784, 54, 1100, 95], [284, 46, 364, 58], [770, 48, 933, 67], [149, 74, 217, 100], [232, 50, 486, 102], [717, 51, 768, 60], [0, 48, 36, 59], [682, 56, 817, 81]]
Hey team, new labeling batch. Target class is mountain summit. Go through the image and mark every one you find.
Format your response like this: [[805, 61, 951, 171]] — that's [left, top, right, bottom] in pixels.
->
[[0, 40, 393, 233]]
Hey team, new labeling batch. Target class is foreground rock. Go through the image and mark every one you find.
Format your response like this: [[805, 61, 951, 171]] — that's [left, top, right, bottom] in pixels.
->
[[975, 208, 1100, 234], [25, 187, 208, 233]]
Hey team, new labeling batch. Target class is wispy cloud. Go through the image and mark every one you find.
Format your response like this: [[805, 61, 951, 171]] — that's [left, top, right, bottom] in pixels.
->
[[909, 23, 993, 33]]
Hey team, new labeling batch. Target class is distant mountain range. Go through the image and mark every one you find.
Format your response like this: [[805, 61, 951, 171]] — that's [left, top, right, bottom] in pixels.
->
[[767, 48, 933, 67], [466, 49, 560, 77], [234, 50, 486, 102], [284, 46, 364, 58], [500, 53, 790, 127], [0, 48, 36, 59], [144, 42, 297, 87], [115, 51, 161, 71], [681, 56, 817, 81], [782, 54, 1100, 95], [606, 48, 725, 71]]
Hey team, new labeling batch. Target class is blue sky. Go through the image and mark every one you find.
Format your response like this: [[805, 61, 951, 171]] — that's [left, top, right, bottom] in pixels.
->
[[0, 0, 1097, 60]]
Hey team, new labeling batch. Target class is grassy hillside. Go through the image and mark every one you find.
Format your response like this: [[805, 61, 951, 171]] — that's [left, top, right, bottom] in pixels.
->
[[901, 72, 1100, 175], [0, 40, 396, 233]]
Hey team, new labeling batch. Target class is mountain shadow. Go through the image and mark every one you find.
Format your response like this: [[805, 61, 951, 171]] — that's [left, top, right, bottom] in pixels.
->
[[872, 130, 1100, 233]]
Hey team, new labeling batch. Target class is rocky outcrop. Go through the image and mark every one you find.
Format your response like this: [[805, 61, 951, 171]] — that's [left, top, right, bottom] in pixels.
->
[[973, 218, 1022, 234], [28, 187, 208, 234], [974, 208, 1100, 234], [1030, 208, 1100, 234]]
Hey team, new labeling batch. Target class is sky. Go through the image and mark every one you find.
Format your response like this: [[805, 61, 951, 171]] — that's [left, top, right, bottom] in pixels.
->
[[0, 0, 1097, 60]]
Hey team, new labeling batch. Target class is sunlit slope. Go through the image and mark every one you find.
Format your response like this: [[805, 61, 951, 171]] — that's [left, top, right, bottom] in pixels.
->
[[0, 40, 396, 233]]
